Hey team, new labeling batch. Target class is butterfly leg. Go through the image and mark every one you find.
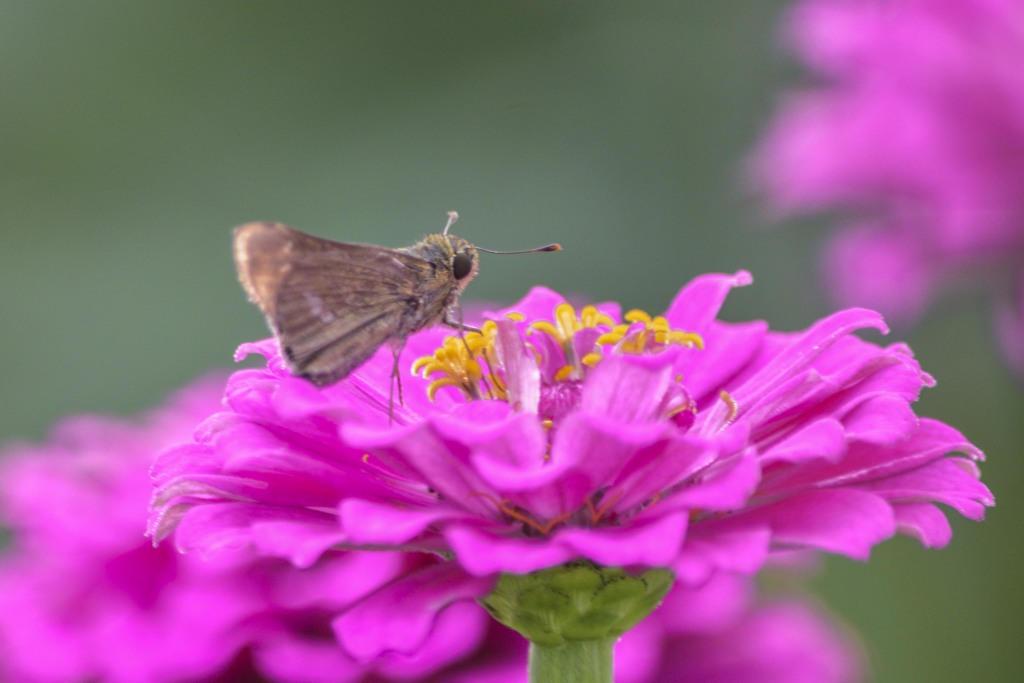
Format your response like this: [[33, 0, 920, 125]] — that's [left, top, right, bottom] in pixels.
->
[[443, 306, 481, 334], [387, 339, 406, 424], [443, 306, 494, 399]]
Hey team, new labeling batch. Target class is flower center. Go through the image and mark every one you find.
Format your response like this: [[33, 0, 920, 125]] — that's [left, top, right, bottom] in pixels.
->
[[409, 303, 723, 534], [412, 302, 704, 414]]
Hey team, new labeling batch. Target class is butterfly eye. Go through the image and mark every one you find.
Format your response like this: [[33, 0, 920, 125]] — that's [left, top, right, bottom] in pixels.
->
[[452, 252, 474, 280]]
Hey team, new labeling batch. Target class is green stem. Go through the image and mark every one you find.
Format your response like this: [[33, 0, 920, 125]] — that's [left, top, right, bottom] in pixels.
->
[[528, 638, 615, 683]]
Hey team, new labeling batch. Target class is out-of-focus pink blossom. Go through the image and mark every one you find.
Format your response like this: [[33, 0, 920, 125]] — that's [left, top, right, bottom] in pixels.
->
[[0, 378, 487, 683], [750, 0, 1024, 373]]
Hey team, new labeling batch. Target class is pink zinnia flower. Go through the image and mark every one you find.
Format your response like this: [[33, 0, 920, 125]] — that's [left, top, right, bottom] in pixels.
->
[[0, 378, 488, 683], [150, 272, 991, 657], [749, 0, 1024, 372]]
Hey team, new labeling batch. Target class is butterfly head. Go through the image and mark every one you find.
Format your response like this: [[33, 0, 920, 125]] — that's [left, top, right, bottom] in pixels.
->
[[411, 233, 479, 292], [446, 234, 480, 289]]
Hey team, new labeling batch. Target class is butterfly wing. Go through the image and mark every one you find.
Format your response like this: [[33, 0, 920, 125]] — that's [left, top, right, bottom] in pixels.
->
[[234, 222, 435, 385]]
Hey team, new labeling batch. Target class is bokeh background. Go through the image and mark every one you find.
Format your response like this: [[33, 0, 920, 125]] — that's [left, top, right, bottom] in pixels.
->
[[1, 3, 1019, 681]]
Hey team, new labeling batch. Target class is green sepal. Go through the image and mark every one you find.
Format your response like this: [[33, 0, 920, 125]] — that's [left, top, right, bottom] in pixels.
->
[[479, 560, 674, 647]]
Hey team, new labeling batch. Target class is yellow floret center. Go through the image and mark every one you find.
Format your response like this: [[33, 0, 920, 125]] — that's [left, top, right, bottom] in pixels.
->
[[412, 303, 705, 403], [596, 310, 705, 353], [411, 321, 506, 401]]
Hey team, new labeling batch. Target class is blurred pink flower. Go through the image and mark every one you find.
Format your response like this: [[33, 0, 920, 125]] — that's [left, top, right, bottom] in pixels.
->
[[150, 274, 990, 658], [749, 0, 1024, 372], [0, 378, 487, 683]]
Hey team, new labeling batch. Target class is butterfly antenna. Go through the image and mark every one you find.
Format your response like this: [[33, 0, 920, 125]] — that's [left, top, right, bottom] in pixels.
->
[[443, 211, 460, 235], [475, 243, 562, 254]]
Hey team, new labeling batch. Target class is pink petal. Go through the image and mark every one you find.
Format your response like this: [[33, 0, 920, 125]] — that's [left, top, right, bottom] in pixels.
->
[[760, 418, 847, 467], [333, 563, 493, 660], [554, 513, 689, 567], [337, 499, 472, 546], [674, 527, 772, 584], [444, 527, 575, 575], [745, 488, 896, 560], [892, 502, 953, 548], [665, 271, 753, 335], [658, 452, 761, 513], [173, 503, 342, 568]]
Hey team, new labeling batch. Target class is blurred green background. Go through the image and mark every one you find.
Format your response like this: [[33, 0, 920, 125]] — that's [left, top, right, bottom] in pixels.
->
[[1, 2, 1019, 681]]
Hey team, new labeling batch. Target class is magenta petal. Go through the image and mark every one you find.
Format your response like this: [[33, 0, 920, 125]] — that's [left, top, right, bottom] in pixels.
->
[[553, 513, 689, 567], [333, 562, 494, 660], [498, 285, 568, 320], [611, 432, 726, 511], [174, 503, 343, 567], [892, 502, 953, 548], [679, 320, 768, 405], [342, 421, 497, 513], [249, 518, 349, 566], [660, 452, 761, 513], [842, 394, 919, 444], [253, 634, 364, 683], [578, 352, 678, 422], [760, 418, 846, 466], [729, 308, 889, 417], [445, 526, 575, 575], [665, 270, 753, 335], [234, 338, 281, 365], [494, 318, 541, 413], [744, 489, 896, 559], [548, 413, 673, 513], [446, 514, 688, 574], [655, 573, 753, 633], [374, 600, 490, 680], [765, 418, 983, 495], [338, 499, 470, 545], [855, 457, 993, 520], [674, 527, 772, 584]]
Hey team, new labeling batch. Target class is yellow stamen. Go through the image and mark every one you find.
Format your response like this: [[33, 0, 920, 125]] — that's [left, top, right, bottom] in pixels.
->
[[719, 390, 739, 427], [427, 377, 465, 402], [415, 302, 705, 406], [624, 309, 651, 324], [411, 324, 498, 401], [553, 365, 575, 382], [665, 402, 696, 419], [528, 320, 561, 340], [597, 309, 704, 355]]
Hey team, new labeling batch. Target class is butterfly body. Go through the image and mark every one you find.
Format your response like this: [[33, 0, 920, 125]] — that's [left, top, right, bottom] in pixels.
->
[[233, 222, 479, 386]]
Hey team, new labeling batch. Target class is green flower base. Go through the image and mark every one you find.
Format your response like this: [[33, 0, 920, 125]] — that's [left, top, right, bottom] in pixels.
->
[[480, 561, 675, 683]]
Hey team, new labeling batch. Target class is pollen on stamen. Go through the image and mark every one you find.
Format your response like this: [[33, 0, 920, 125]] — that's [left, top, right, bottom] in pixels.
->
[[719, 390, 739, 428], [529, 302, 615, 345], [624, 309, 652, 324], [553, 365, 575, 382], [412, 328, 495, 401], [597, 309, 704, 354]]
